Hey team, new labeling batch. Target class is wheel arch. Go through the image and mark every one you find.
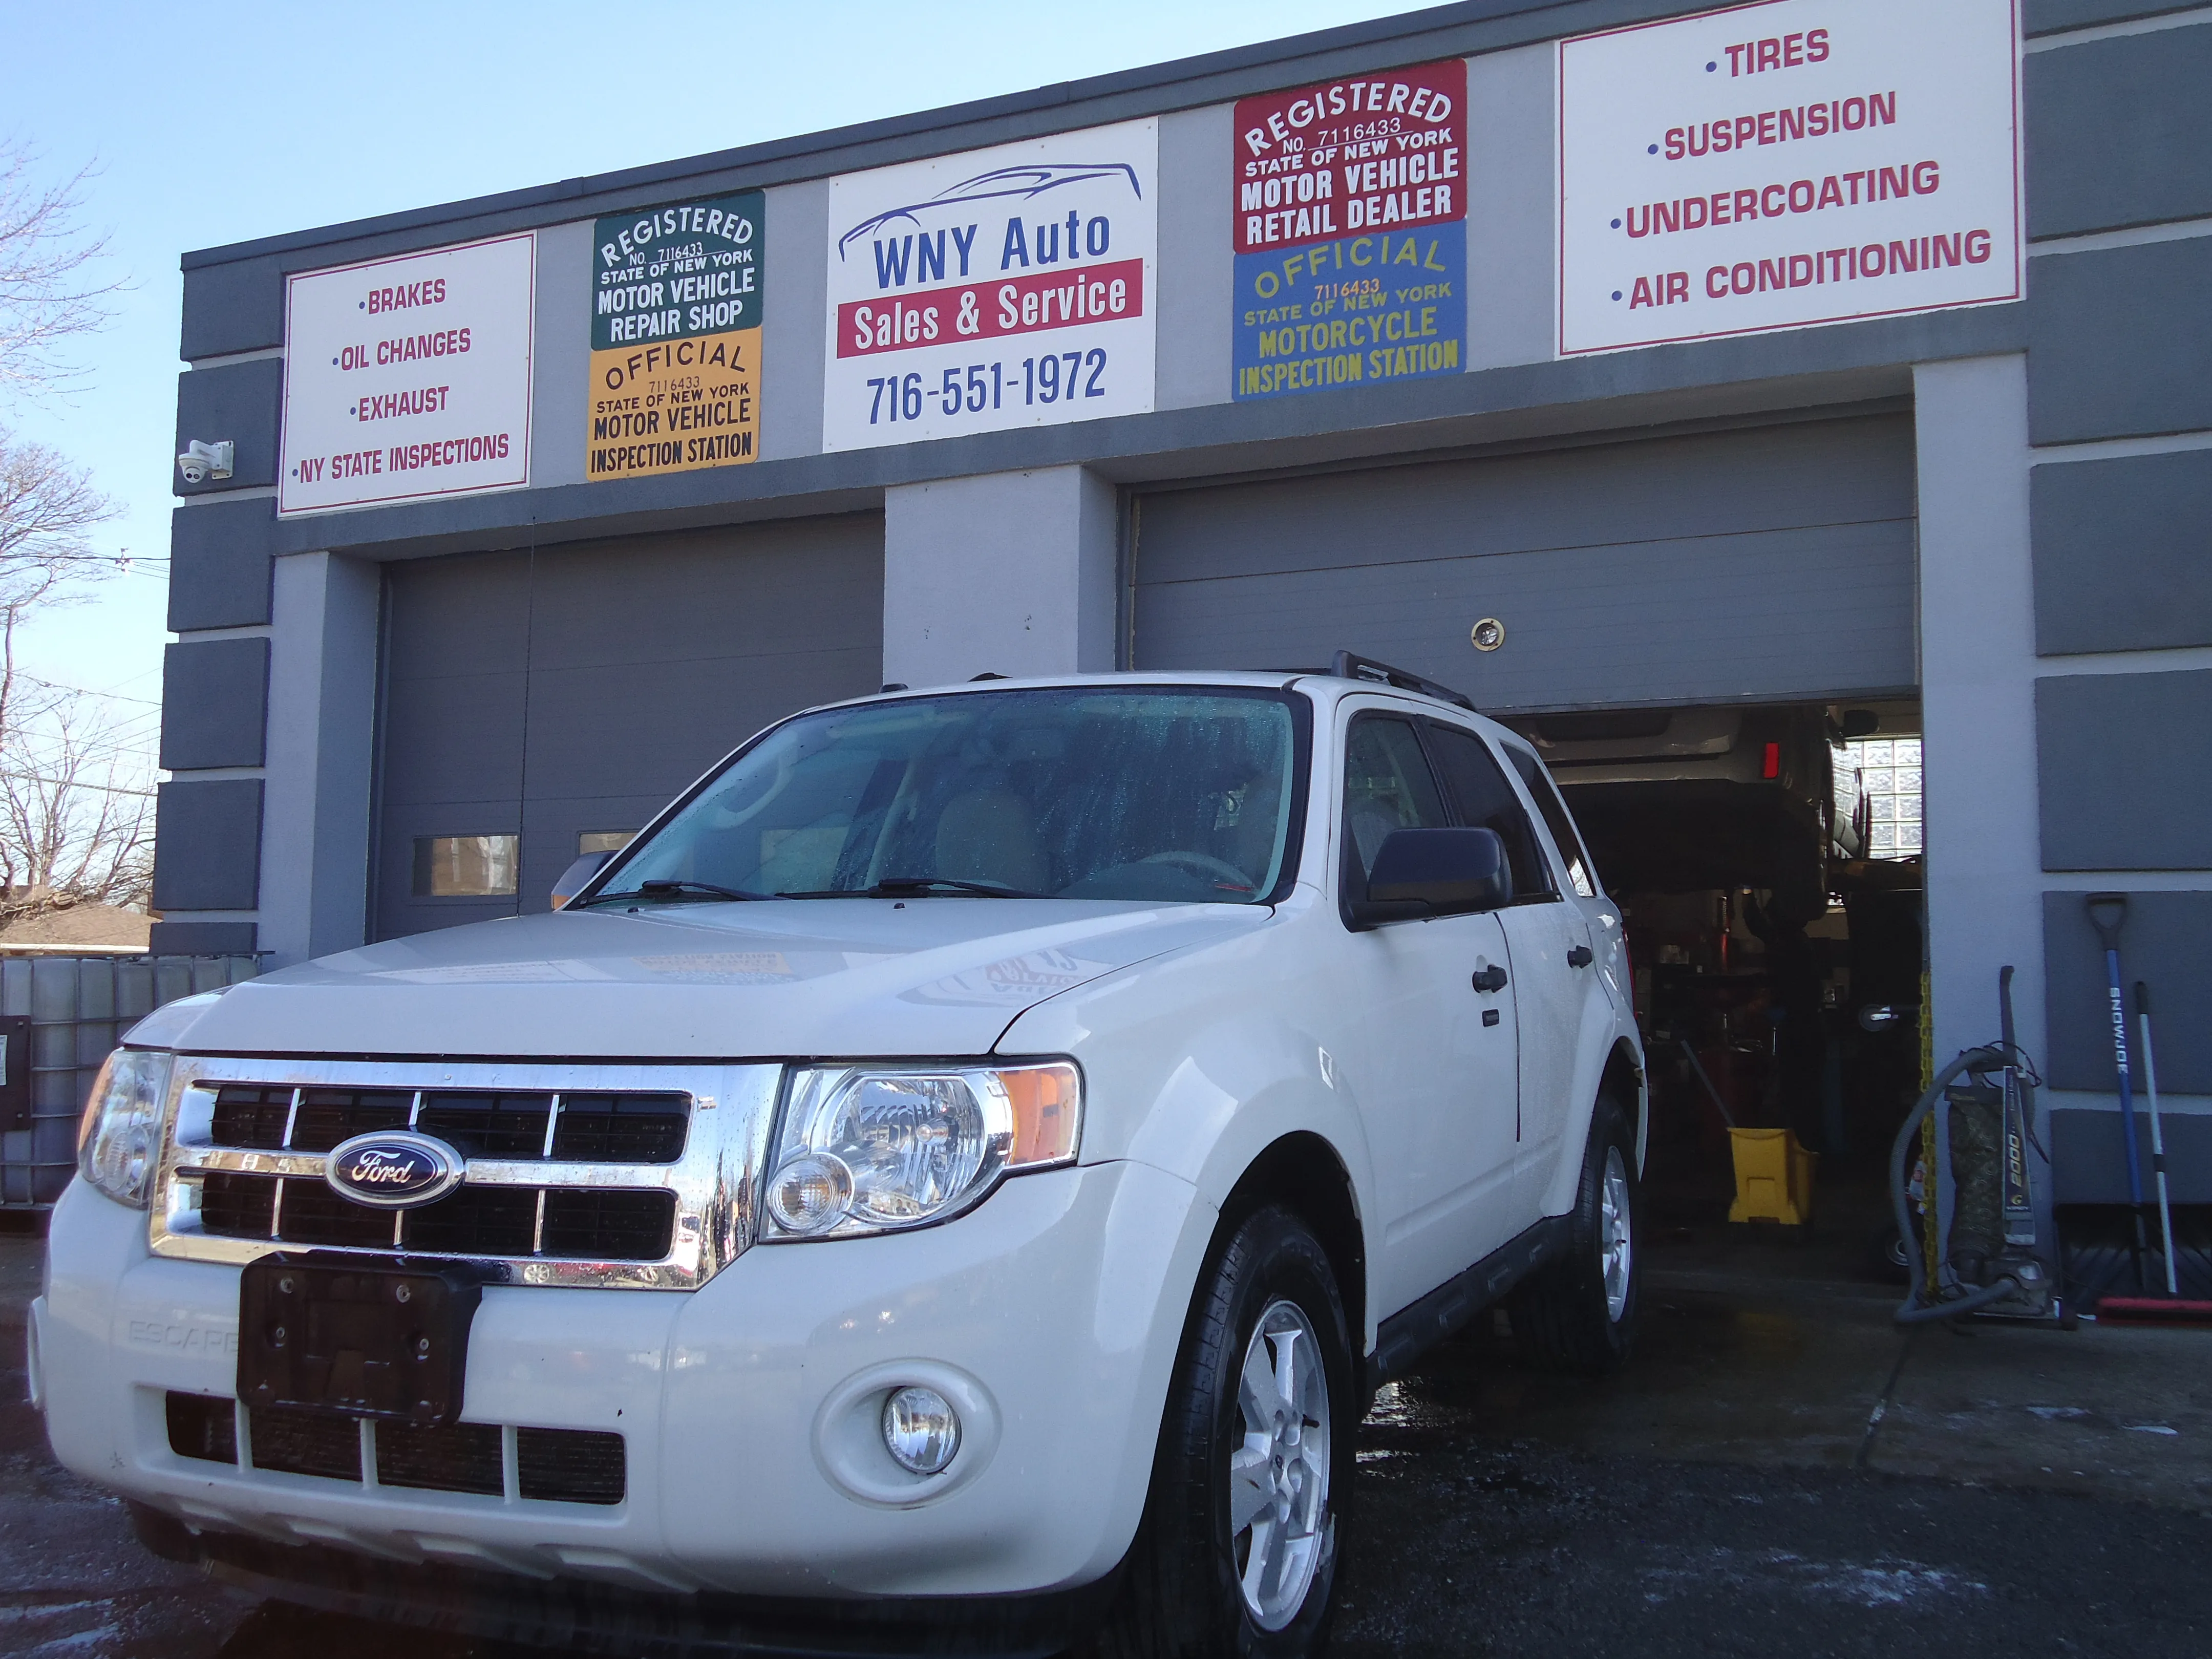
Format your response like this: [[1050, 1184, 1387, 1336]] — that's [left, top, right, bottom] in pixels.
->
[[1212, 1131, 1368, 1367], [1602, 1037, 1649, 1174]]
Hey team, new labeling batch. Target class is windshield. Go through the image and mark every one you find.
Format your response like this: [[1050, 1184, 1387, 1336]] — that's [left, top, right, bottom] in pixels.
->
[[598, 687, 1305, 905]]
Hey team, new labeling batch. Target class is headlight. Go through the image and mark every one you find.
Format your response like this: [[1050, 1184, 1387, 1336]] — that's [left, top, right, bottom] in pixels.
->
[[759, 1062, 1080, 1242], [76, 1048, 175, 1210]]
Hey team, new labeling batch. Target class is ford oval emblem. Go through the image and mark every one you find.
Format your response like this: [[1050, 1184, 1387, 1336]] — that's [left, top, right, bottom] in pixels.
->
[[324, 1131, 465, 1209]]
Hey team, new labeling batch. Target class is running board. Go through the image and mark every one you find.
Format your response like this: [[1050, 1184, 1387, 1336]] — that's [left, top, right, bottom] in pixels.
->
[[1366, 1215, 1571, 1391]]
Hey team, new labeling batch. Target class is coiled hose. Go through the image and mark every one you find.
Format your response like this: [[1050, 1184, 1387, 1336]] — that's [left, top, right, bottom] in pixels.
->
[[1890, 1046, 2022, 1325]]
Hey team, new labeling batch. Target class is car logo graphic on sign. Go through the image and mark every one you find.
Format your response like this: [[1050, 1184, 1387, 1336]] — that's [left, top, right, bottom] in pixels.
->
[[324, 1131, 465, 1209]]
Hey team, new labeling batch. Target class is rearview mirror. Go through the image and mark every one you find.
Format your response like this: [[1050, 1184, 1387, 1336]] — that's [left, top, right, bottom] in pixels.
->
[[1349, 827, 1512, 926], [551, 849, 614, 910]]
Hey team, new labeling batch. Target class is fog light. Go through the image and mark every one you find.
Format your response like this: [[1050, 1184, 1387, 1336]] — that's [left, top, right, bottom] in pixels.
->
[[882, 1385, 961, 1475], [764, 1153, 853, 1236]]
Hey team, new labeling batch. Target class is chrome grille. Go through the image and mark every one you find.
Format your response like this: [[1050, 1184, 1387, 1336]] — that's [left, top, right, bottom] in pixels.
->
[[152, 1057, 778, 1290]]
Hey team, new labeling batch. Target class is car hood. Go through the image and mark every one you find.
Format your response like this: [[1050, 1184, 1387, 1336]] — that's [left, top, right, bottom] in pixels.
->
[[157, 900, 1270, 1060]]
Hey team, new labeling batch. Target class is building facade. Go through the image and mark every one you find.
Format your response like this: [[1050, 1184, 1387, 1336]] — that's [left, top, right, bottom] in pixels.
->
[[158, 0, 2212, 1202]]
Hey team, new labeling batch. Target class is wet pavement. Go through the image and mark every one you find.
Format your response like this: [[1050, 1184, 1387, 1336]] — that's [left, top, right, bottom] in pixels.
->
[[3, 1214, 2208, 1656]]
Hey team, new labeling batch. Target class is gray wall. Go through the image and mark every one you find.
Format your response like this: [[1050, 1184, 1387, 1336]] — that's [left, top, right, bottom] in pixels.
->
[[2036, 670, 2212, 871], [2032, 449, 2212, 656]]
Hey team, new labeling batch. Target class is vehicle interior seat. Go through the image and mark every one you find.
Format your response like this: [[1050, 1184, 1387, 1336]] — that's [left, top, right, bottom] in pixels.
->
[[933, 788, 1050, 891]]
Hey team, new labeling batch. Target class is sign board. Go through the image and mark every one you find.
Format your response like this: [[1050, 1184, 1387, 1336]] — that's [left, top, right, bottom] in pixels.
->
[[279, 233, 534, 515], [823, 121, 1157, 450], [1558, 0, 2021, 355], [587, 193, 764, 481], [1232, 60, 1469, 401]]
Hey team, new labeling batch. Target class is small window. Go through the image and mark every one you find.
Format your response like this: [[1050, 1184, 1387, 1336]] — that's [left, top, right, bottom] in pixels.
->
[[413, 835, 518, 898], [1424, 724, 1549, 898], [1342, 716, 1451, 881], [578, 831, 637, 856], [1501, 746, 1599, 899]]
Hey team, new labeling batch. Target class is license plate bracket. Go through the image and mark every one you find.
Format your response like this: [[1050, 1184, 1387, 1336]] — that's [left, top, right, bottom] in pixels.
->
[[238, 1254, 484, 1424]]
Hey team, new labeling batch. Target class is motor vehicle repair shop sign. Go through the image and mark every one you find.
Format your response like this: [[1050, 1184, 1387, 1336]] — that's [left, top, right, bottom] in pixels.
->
[[587, 192, 764, 480], [1558, 0, 2022, 354], [822, 120, 1157, 450], [1233, 60, 1469, 402]]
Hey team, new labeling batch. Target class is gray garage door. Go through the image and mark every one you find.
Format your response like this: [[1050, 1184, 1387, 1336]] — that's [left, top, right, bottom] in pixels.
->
[[374, 514, 883, 941], [1131, 414, 1916, 710]]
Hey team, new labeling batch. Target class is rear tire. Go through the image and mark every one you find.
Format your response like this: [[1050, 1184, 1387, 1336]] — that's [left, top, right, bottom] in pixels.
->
[[1511, 1094, 1642, 1376], [1095, 1206, 1354, 1658]]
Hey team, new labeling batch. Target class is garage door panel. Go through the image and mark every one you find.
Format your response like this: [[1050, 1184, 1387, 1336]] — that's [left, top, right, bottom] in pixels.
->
[[377, 672, 526, 805], [1134, 415, 1916, 710], [521, 516, 882, 672], [1138, 417, 1916, 587], [376, 517, 883, 941], [519, 644, 881, 800], [384, 551, 530, 679]]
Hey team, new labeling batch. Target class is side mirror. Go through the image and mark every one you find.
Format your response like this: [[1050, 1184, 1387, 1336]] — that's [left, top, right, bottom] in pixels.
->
[[1349, 827, 1512, 926], [1840, 709, 1880, 738], [551, 849, 614, 910]]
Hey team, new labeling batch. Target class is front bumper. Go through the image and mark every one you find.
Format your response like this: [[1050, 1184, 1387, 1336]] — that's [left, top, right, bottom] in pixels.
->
[[38, 1155, 1213, 1602]]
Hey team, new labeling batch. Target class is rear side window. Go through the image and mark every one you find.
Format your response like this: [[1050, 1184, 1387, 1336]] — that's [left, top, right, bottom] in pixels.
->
[[1424, 724, 1550, 899], [1503, 744, 1601, 899], [1342, 716, 1451, 880]]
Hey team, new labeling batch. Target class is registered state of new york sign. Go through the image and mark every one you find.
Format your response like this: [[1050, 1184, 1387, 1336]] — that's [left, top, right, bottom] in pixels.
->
[[1558, 0, 2022, 355]]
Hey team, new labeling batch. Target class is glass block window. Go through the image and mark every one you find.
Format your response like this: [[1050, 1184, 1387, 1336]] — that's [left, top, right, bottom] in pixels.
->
[[578, 831, 636, 855], [1846, 737, 1922, 858], [413, 835, 519, 897]]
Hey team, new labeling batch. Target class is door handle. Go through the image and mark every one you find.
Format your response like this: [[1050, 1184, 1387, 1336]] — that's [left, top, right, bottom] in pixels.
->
[[1471, 964, 1508, 993], [1567, 945, 1594, 968]]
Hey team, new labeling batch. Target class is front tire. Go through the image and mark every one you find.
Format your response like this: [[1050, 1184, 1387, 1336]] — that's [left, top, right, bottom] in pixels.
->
[[1511, 1093, 1642, 1375], [1097, 1206, 1354, 1658]]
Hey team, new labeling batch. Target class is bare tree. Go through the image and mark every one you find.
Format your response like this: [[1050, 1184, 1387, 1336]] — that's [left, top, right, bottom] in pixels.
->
[[0, 140, 122, 402], [0, 682, 154, 919]]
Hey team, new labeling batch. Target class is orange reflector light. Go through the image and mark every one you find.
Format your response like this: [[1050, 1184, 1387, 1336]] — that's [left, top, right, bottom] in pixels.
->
[[1000, 1063, 1082, 1167], [1762, 741, 1781, 779]]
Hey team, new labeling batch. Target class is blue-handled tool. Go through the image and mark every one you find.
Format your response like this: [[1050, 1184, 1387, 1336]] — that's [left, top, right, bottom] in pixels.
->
[[2086, 893, 2148, 1286]]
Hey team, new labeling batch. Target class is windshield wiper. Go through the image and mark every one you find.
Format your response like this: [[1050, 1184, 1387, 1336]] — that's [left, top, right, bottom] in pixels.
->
[[582, 878, 770, 906], [778, 877, 1052, 899]]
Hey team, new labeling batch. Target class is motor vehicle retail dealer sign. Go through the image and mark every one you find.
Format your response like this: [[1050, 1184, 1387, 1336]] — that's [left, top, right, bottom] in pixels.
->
[[1558, 0, 2021, 355], [279, 232, 534, 515], [587, 193, 763, 481], [823, 121, 1157, 450], [1233, 59, 1469, 401]]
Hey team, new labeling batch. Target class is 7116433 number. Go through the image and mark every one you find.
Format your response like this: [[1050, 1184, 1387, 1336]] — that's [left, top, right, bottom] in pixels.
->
[[866, 349, 1109, 425]]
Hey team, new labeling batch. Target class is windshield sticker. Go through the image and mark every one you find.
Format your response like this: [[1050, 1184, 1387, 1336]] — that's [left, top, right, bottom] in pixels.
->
[[1232, 60, 1469, 401], [588, 192, 764, 480]]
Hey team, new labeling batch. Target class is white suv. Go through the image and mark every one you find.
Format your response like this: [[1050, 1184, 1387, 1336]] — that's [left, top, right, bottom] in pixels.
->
[[40, 663, 1643, 1656]]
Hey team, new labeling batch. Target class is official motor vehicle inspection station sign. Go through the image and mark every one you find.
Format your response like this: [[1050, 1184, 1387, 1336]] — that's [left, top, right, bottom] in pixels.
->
[[1558, 0, 2021, 355], [587, 193, 764, 481], [279, 232, 535, 516], [822, 121, 1157, 451], [1232, 59, 1469, 401]]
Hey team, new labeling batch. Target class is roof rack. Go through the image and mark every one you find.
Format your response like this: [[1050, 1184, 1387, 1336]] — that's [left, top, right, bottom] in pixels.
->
[[1326, 651, 1478, 712]]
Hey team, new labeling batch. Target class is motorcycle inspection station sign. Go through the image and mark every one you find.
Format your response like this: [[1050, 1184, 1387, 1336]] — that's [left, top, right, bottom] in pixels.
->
[[822, 120, 1158, 451], [279, 232, 535, 516], [587, 192, 765, 480], [1232, 59, 1470, 402], [1558, 0, 2022, 355]]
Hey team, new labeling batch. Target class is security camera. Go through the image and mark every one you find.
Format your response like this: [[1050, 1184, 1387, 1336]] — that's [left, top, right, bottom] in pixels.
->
[[177, 439, 234, 485]]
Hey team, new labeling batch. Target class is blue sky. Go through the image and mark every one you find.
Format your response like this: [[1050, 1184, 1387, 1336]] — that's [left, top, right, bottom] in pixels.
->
[[4, 0, 1425, 771]]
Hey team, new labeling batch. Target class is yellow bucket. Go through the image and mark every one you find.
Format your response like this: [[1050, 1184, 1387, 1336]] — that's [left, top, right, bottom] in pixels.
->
[[1727, 1127, 1817, 1226]]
